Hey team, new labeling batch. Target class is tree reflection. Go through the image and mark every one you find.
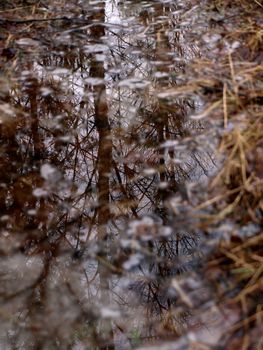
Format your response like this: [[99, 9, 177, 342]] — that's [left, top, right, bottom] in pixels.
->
[[0, 1, 216, 348]]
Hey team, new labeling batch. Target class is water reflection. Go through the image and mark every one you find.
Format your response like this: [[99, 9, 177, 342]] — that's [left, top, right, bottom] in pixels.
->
[[1, 1, 217, 349]]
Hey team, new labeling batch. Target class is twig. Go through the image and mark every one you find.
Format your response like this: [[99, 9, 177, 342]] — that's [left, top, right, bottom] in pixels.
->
[[0, 16, 88, 25], [223, 83, 228, 129]]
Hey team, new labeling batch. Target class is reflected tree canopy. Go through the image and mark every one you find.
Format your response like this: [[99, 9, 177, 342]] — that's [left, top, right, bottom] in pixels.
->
[[1, 0, 249, 349]]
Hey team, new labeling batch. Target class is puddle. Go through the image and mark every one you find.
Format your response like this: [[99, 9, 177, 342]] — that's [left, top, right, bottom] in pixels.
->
[[0, 0, 262, 349]]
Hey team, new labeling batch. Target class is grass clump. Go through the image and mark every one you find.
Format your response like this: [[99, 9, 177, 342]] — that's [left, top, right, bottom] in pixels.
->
[[192, 0, 263, 347]]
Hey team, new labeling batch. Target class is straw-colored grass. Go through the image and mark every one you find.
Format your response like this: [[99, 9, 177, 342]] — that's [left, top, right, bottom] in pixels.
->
[[192, 0, 263, 347]]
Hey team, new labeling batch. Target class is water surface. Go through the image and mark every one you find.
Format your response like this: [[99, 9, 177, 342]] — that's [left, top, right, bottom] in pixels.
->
[[0, 1, 229, 349]]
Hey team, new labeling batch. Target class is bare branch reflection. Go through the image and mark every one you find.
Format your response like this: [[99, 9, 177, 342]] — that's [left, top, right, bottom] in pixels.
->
[[0, 1, 218, 349]]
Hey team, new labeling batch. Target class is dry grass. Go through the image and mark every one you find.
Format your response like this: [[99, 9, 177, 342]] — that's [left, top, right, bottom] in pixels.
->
[[191, 0, 263, 347]]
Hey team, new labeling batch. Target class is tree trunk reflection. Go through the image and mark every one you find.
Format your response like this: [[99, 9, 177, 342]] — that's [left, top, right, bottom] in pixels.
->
[[90, 4, 115, 349]]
